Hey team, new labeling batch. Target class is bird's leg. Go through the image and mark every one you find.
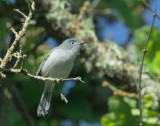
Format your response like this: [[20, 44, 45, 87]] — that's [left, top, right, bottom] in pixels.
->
[[55, 78, 63, 84], [59, 78, 63, 83], [44, 72, 49, 77]]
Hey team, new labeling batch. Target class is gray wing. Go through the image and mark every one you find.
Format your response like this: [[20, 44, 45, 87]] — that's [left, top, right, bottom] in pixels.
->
[[36, 48, 55, 76]]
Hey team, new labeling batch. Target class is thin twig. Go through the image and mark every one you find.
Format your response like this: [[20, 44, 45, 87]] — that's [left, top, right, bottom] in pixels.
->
[[72, 0, 90, 34], [142, 0, 160, 20], [0, 67, 84, 83], [14, 9, 27, 19], [77, 0, 90, 22], [13, 45, 24, 68], [60, 93, 68, 103], [0, 1, 35, 78], [138, 7, 156, 126], [102, 81, 138, 98]]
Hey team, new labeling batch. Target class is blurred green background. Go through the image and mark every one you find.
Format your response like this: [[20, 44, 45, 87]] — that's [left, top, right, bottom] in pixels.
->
[[0, 0, 160, 126]]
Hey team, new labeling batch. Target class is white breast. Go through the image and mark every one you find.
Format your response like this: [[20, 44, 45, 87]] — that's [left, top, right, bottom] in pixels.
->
[[41, 49, 75, 79]]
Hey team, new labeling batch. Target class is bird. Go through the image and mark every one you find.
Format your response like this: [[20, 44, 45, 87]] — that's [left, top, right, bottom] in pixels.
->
[[36, 38, 87, 117]]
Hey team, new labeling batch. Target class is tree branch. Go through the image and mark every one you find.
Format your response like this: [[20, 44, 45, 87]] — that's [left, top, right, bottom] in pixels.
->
[[0, 0, 84, 85], [0, 67, 84, 83], [102, 81, 138, 98], [60, 93, 68, 103], [0, 1, 35, 78], [138, 7, 156, 126], [142, 0, 160, 20]]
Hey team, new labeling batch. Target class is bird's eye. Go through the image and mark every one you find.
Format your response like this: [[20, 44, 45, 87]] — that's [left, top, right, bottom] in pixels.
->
[[71, 41, 75, 44]]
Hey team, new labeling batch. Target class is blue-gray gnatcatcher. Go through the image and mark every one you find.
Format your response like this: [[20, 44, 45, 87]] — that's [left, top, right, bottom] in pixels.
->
[[36, 38, 87, 117]]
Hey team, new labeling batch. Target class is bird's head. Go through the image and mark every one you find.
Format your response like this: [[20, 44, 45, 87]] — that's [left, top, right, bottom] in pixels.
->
[[60, 39, 87, 54]]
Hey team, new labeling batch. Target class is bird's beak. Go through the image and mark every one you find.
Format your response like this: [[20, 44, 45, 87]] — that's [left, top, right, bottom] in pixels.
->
[[80, 41, 88, 45]]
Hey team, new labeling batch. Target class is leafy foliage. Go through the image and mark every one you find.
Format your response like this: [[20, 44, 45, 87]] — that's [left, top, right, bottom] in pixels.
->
[[101, 96, 138, 126], [0, 0, 160, 126], [101, 95, 160, 126]]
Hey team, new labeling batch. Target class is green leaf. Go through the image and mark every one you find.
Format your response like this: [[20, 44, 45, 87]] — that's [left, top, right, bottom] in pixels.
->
[[108, 96, 131, 117], [143, 117, 158, 125], [101, 113, 122, 126], [101, 96, 138, 126], [134, 26, 150, 54], [124, 97, 137, 108], [144, 94, 154, 108], [131, 108, 139, 116], [148, 110, 158, 116]]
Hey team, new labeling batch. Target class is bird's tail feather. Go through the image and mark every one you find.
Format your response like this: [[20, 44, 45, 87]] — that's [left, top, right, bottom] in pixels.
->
[[37, 82, 55, 117]]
